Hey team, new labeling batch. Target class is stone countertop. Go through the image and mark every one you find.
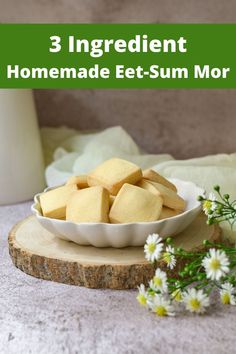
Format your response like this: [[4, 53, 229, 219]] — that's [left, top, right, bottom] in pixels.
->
[[0, 202, 236, 354]]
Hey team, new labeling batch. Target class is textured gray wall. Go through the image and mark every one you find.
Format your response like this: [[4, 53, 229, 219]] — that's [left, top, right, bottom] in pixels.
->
[[1, 0, 236, 158]]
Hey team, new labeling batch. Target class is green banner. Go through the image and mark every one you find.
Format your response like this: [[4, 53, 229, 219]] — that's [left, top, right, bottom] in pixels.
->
[[0, 24, 235, 88]]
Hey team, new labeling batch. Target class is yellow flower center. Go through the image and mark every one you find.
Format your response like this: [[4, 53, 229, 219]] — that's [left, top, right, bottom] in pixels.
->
[[189, 298, 201, 310], [163, 252, 171, 265], [203, 200, 212, 211], [148, 243, 156, 253], [153, 276, 162, 287], [210, 258, 220, 271], [221, 292, 230, 305], [155, 306, 167, 316], [172, 289, 182, 302], [137, 294, 147, 306]]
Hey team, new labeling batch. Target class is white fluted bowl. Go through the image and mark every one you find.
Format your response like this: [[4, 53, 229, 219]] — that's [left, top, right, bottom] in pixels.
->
[[31, 179, 204, 248]]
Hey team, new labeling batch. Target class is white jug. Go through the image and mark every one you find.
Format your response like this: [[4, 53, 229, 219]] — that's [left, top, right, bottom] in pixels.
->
[[0, 89, 45, 205]]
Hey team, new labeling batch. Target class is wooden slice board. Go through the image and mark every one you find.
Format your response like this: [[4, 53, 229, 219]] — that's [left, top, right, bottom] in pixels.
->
[[9, 214, 221, 289]]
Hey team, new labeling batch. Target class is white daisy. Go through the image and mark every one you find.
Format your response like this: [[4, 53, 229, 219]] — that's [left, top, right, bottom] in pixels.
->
[[136, 284, 149, 307], [202, 193, 218, 215], [202, 248, 230, 281], [220, 283, 236, 305], [148, 294, 175, 317], [183, 288, 210, 314], [144, 233, 163, 262], [162, 245, 176, 269], [149, 268, 168, 293]]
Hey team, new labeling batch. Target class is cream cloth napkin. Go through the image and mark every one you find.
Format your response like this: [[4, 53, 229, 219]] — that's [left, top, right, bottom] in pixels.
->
[[41, 126, 236, 241]]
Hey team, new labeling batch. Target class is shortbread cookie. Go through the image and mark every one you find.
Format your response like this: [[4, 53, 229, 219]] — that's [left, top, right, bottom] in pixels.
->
[[143, 169, 177, 192], [88, 158, 142, 195], [66, 175, 88, 189], [66, 186, 109, 223], [159, 207, 182, 220], [40, 184, 78, 219], [109, 183, 163, 223], [147, 180, 185, 211]]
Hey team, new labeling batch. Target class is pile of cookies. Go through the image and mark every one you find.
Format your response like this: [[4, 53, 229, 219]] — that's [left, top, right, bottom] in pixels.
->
[[39, 158, 186, 223]]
